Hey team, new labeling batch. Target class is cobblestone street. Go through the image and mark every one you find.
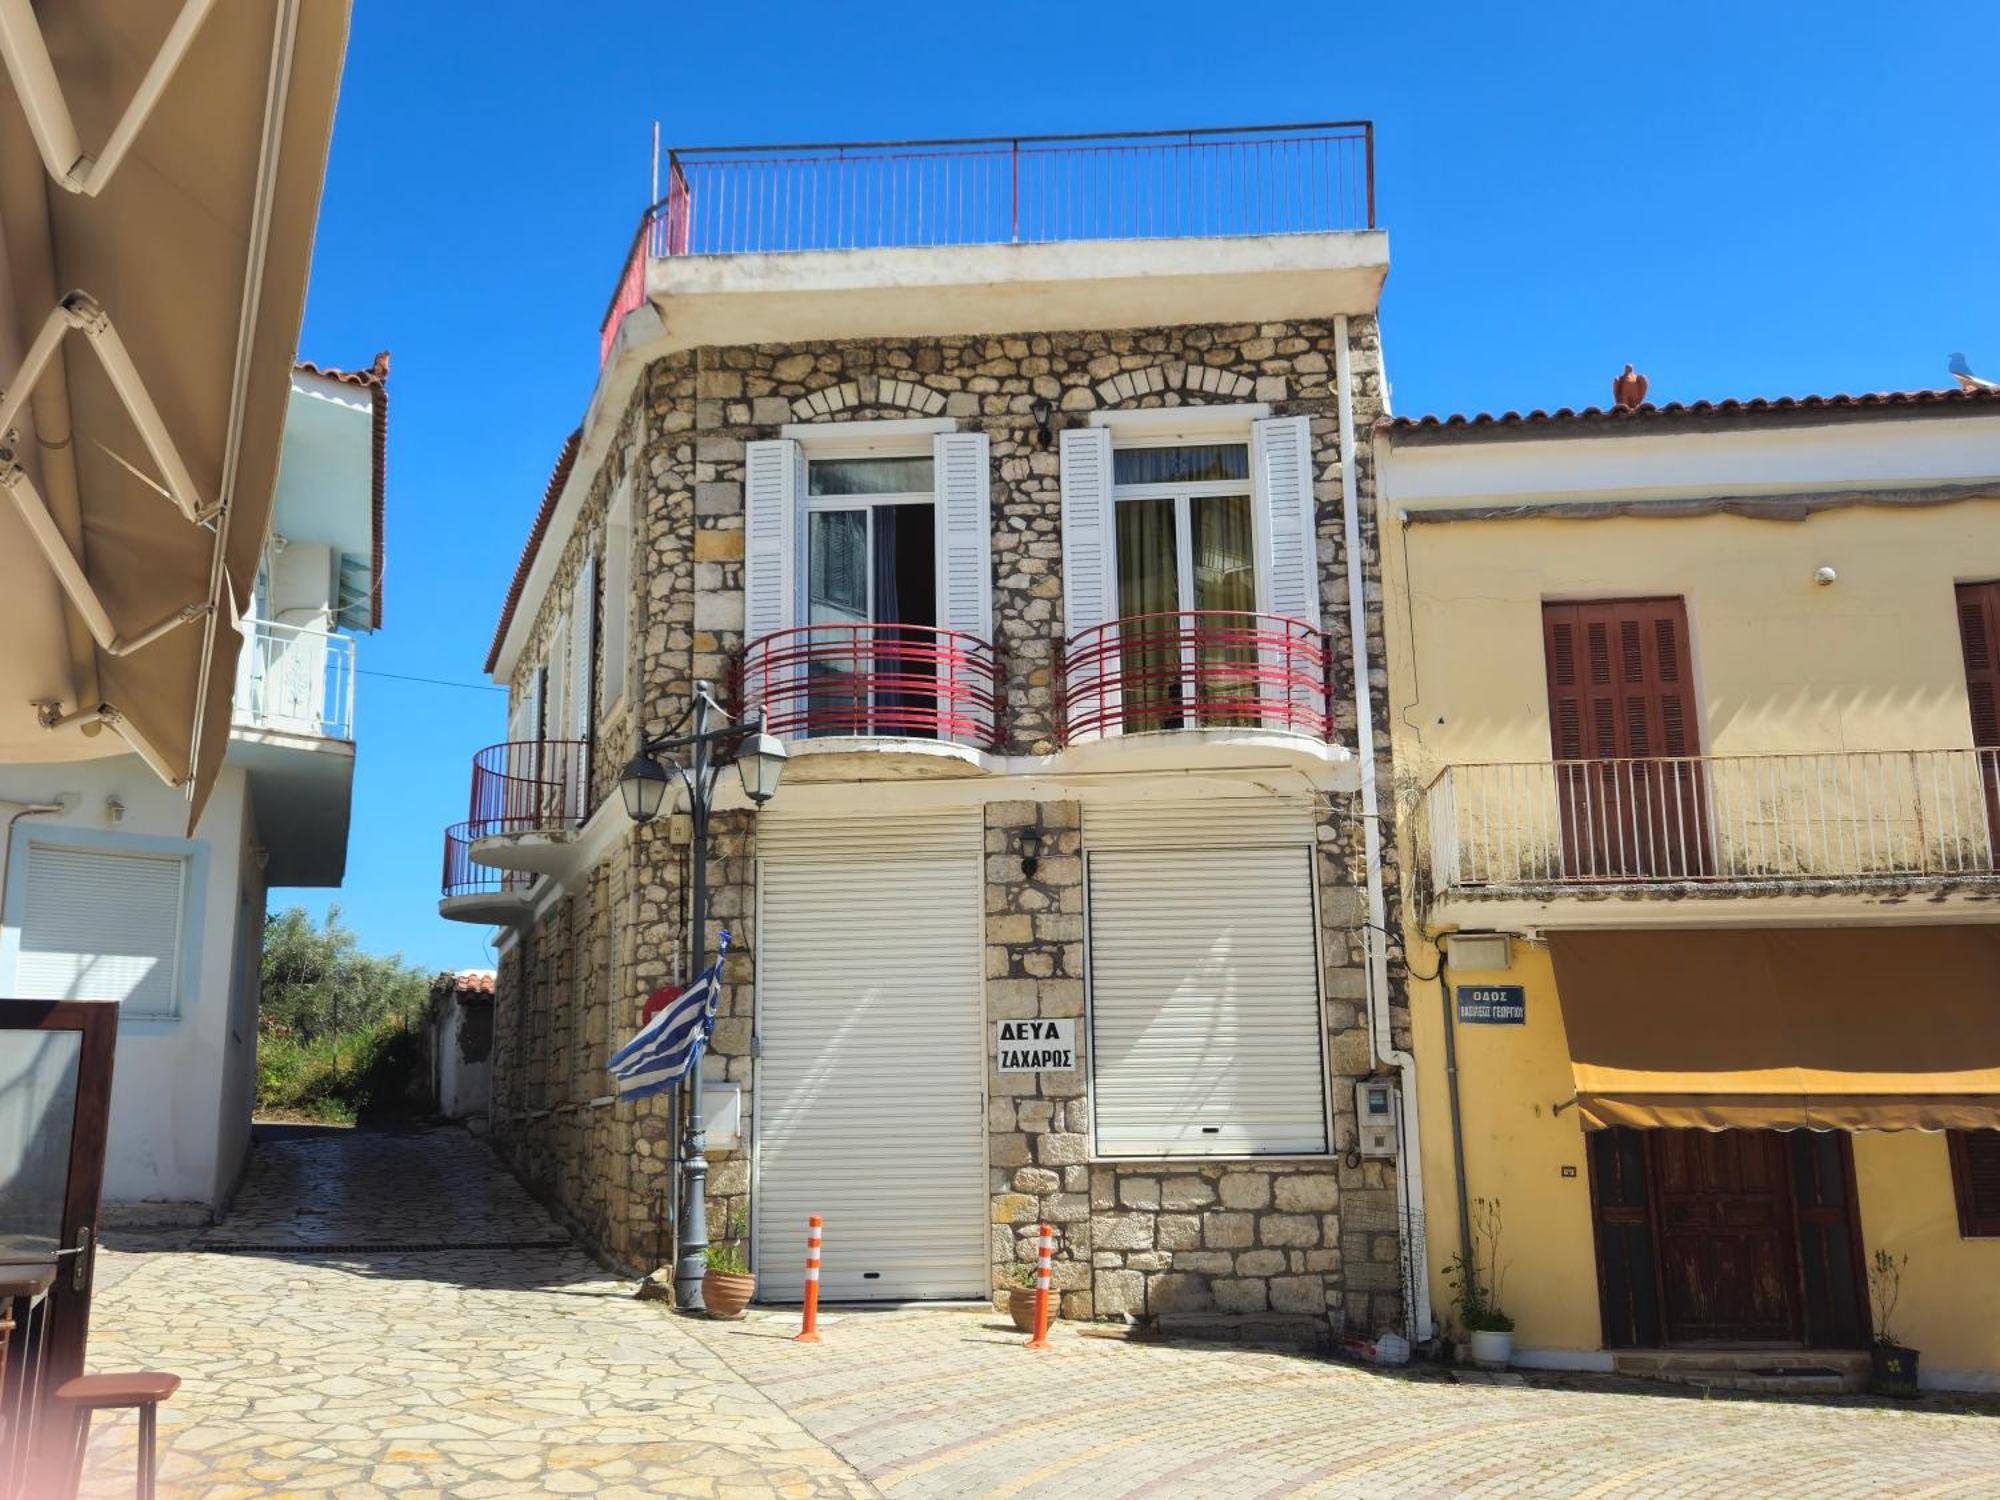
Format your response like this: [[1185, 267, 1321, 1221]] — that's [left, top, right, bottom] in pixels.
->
[[74, 1126, 2000, 1497]]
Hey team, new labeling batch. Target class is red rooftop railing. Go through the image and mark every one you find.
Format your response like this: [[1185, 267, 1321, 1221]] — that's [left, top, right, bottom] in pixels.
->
[[599, 122, 1375, 363]]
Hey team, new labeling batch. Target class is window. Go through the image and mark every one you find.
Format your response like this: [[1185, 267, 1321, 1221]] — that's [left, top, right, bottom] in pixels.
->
[[1949, 1129, 2000, 1237], [1110, 442, 1257, 732], [801, 455, 937, 737], [14, 844, 189, 1019]]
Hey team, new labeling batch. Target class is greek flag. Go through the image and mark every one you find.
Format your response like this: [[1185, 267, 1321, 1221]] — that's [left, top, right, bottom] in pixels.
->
[[606, 931, 730, 1100]]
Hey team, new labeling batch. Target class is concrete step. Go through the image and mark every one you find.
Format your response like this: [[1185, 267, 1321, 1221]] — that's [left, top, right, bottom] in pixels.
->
[[1613, 1349, 1869, 1395]]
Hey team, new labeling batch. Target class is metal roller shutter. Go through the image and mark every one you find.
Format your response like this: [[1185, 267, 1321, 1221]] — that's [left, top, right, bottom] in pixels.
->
[[1087, 839, 1328, 1157], [15, 843, 188, 1018], [755, 809, 988, 1301]]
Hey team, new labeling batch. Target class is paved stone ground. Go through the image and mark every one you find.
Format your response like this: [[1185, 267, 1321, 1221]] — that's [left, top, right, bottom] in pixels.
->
[[78, 1126, 870, 1499], [72, 1124, 2000, 1498]]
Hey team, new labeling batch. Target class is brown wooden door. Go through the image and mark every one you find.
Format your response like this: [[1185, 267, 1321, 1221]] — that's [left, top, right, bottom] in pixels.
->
[[0, 999, 117, 1496], [1544, 599, 1709, 879], [1954, 581, 2000, 855], [1650, 1130, 1801, 1344]]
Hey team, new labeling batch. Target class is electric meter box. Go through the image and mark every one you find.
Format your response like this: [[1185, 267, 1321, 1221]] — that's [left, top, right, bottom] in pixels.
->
[[1355, 1078, 1399, 1158]]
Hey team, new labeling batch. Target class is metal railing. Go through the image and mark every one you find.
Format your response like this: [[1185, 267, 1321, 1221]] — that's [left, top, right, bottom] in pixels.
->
[[440, 821, 536, 901], [599, 122, 1375, 361], [466, 739, 595, 833], [1056, 610, 1334, 744], [232, 618, 354, 740], [1425, 749, 2000, 895], [738, 624, 1002, 748]]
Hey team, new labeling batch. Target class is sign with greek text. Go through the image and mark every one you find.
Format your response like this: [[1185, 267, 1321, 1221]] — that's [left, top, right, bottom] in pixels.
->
[[1456, 984, 1527, 1024], [996, 1019, 1077, 1072]]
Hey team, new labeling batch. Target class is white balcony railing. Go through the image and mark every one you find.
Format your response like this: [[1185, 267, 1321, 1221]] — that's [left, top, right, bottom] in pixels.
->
[[1425, 749, 2000, 896], [232, 618, 355, 741]]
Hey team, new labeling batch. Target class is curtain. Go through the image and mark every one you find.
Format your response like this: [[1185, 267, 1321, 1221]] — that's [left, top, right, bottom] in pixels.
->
[[1193, 495, 1257, 727], [1116, 499, 1180, 731]]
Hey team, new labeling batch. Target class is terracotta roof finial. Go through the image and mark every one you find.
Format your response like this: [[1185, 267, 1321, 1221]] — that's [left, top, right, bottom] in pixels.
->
[[1613, 364, 1649, 411]]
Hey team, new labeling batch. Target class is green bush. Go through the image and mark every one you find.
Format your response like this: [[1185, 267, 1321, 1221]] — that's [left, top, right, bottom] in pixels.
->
[[256, 1015, 426, 1124]]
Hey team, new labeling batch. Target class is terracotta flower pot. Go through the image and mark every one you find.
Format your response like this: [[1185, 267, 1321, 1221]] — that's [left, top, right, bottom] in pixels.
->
[[702, 1270, 756, 1320], [1008, 1286, 1050, 1334]]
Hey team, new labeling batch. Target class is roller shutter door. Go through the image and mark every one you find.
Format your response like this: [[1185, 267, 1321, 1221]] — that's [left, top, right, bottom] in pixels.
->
[[1085, 806, 1328, 1157], [755, 811, 988, 1300]]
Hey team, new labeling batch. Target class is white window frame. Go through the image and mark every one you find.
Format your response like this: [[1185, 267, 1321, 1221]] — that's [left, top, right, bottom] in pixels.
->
[[787, 420, 951, 628], [601, 474, 635, 714], [0, 828, 204, 1026]]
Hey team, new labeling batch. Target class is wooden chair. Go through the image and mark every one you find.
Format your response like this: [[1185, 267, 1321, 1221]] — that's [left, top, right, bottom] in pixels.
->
[[56, 1372, 179, 1500]]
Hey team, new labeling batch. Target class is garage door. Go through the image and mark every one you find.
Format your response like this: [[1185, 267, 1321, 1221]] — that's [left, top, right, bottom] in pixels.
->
[[1085, 799, 1329, 1157], [755, 810, 988, 1301]]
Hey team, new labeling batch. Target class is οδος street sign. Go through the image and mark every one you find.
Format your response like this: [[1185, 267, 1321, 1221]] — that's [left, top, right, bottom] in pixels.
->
[[1456, 984, 1526, 1024]]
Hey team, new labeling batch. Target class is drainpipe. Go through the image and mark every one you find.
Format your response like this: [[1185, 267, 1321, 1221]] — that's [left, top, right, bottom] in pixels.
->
[[0, 798, 67, 930], [1334, 314, 1433, 1341]]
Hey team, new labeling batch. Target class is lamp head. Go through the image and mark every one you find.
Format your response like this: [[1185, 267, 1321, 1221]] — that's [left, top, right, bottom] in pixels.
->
[[617, 751, 672, 824]]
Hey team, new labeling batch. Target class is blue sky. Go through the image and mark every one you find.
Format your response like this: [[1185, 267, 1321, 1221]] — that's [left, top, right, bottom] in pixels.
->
[[287, 1, 1999, 971]]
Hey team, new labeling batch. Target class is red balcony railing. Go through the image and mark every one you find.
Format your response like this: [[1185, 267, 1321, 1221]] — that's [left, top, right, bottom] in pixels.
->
[[598, 122, 1375, 363], [467, 739, 595, 831], [739, 624, 1002, 748], [441, 821, 536, 901], [1056, 611, 1334, 744]]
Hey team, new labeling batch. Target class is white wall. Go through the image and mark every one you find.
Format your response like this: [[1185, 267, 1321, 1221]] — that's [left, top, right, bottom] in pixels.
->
[[0, 755, 261, 1216]]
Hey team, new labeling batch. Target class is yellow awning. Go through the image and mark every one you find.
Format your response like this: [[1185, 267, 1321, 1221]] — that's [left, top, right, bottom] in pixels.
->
[[1548, 927, 2000, 1132]]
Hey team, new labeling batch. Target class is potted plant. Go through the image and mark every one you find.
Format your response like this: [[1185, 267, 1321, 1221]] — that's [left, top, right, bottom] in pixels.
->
[[1001, 1259, 1043, 1333], [701, 1210, 756, 1320], [1867, 1249, 1920, 1397], [1444, 1197, 1515, 1369]]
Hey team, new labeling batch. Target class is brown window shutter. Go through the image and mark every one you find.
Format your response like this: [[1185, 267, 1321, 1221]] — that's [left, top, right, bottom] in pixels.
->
[[1948, 1130, 2000, 1237], [1957, 582, 2000, 747], [1543, 599, 1698, 760]]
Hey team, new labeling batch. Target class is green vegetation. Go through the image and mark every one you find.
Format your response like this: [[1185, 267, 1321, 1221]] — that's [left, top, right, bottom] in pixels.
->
[[255, 905, 434, 1123]]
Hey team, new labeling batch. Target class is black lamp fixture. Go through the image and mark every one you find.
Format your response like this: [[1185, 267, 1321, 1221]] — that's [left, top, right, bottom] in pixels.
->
[[1030, 396, 1054, 449], [1019, 821, 1044, 880], [611, 681, 787, 1312]]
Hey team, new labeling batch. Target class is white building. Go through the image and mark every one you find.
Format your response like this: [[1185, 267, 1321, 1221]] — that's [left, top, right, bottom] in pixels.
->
[[0, 358, 386, 1221]]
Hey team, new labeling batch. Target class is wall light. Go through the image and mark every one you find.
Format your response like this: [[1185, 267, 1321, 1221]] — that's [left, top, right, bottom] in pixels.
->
[[1019, 823, 1044, 880], [1030, 397, 1054, 449]]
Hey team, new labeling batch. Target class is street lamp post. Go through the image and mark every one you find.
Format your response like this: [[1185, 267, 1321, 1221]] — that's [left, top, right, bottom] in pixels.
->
[[618, 680, 787, 1311]]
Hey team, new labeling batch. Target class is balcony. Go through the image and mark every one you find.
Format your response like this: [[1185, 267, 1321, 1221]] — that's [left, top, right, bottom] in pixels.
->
[[740, 624, 1001, 774], [439, 821, 538, 926], [225, 618, 358, 885], [599, 122, 1385, 365], [1057, 611, 1334, 746], [436, 739, 595, 923], [232, 618, 354, 740], [1424, 749, 2000, 928]]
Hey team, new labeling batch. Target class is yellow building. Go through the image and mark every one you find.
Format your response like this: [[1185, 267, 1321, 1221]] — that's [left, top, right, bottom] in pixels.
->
[[1377, 386, 2000, 1390]]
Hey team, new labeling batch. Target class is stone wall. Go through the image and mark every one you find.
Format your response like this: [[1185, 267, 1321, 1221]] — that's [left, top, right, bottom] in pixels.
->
[[486, 314, 1412, 1334]]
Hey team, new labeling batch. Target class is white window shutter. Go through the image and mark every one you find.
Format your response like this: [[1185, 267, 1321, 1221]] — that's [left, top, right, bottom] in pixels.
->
[[570, 553, 596, 742], [1059, 426, 1118, 740], [1251, 415, 1319, 628], [743, 439, 803, 716], [1058, 426, 1115, 635], [16, 845, 188, 1019], [933, 431, 994, 741]]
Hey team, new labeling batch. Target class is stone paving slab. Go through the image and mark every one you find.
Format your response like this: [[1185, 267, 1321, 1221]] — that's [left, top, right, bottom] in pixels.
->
[[76, 1126, 874, 1499], [685, 1305, 2000, 1499], [69, 1124, 2000, 1497]]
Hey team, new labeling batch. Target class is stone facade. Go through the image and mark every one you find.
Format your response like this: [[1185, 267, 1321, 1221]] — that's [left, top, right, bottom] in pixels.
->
[[485, 313, 1412, 1338]]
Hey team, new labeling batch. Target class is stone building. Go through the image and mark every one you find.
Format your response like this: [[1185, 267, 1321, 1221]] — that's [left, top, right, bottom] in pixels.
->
[[438, 124, 1422, 1341]]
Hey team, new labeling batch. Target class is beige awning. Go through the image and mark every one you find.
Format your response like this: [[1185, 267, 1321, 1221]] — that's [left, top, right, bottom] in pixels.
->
[[1548, 927, 2000, 1132], [0, 0, 351, 829]]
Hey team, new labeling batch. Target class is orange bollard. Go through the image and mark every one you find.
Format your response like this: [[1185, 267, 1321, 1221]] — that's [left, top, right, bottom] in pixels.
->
[[794, 1215, 823, 1343], [1025, 1222, 1054, 1349]]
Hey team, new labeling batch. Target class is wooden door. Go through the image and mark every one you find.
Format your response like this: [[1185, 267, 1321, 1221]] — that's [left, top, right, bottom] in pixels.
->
[[1650, 1130, 1801, 1344], [1589, 1128, 1662, 1348], [1544, 599, 1709, 879], [0, 1000, 117, 1495], [1954, 581, 2000, 855]]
